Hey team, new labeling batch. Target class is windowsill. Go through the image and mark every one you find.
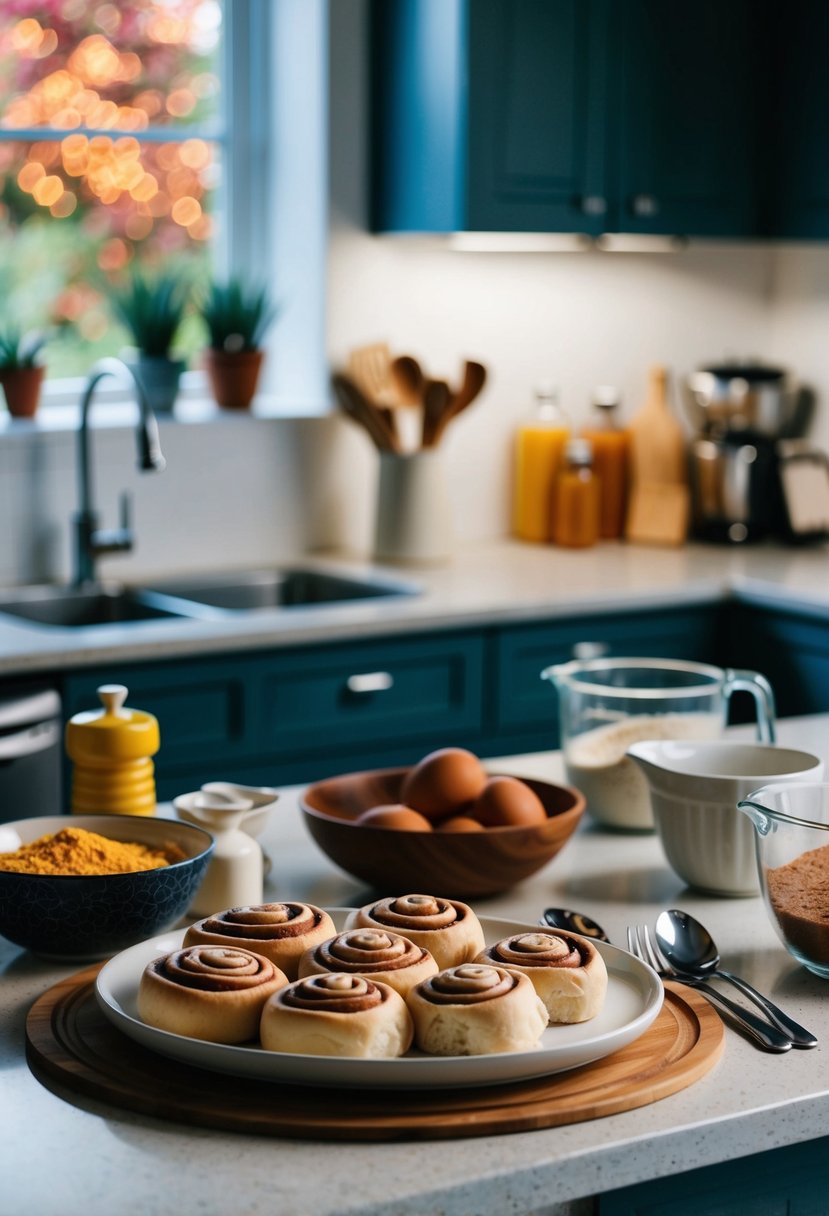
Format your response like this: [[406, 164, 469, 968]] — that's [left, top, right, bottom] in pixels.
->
[[0, 370, 331, 436]]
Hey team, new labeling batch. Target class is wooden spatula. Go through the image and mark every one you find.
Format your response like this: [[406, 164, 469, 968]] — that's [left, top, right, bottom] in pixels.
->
[[332, 372, 400, 452]]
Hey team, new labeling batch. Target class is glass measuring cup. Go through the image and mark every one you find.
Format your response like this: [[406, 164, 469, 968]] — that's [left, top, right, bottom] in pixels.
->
[[541, 657, 776, 830]]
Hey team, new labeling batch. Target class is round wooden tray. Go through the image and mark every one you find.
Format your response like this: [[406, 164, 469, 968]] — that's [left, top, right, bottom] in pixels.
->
[[26, 967, 724, 1141]]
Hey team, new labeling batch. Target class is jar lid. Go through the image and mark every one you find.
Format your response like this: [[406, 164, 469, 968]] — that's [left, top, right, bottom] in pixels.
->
[[65, 684, 160, 762]]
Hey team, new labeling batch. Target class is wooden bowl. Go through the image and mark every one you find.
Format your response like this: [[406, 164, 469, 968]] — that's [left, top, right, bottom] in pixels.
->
[[299, 768, 585, 899]]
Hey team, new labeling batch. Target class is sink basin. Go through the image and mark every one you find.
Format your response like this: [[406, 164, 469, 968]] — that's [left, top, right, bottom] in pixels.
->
[[0, 585, 193, 628], [141, 567, 420, 612], [0, 568, 420, 629]]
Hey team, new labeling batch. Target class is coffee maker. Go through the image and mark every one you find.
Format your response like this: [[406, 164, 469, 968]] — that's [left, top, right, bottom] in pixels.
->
[[683, 363, 822, 544]]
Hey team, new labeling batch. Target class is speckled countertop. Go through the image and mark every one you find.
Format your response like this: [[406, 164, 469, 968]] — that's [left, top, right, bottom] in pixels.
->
[[2, 715, 828, 1216], [1, 538, 829, 676]]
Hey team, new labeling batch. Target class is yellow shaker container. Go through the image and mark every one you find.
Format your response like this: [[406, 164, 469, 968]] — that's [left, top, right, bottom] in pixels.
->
[[66, 684, 160, 816]]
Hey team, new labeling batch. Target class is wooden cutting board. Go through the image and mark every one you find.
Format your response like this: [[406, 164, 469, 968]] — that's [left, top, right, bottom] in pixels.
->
[[25, 967, 724, 1142], [626, 365, 690, 545]]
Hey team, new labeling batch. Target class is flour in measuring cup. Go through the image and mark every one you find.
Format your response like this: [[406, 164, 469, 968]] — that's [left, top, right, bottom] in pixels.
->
[[565, 713, 721, 830]]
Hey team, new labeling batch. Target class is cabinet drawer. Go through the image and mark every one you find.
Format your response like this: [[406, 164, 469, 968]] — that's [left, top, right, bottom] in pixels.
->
[[495, 607, 720, 734], [62, 657, 252, 770], [256, 633, 485, 755]]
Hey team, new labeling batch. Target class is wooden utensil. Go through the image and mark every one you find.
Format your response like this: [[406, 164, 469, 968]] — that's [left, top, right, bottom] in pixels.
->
[[331, 372, 399, 452], [422, 379, 452, 448], [625, 364, 690, 546], [390, 355, 425, 407], [447, 360, 487, 422], [347, 342, 399, 408]]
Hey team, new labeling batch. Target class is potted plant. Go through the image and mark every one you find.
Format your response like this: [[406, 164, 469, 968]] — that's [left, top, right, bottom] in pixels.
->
[[111, 269, 189, 414], [0, 325, 48, 418], [200, 277, 278, 410]]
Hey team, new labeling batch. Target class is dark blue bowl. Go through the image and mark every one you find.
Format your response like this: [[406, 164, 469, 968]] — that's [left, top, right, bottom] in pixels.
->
[[0, 814, 214, 960]]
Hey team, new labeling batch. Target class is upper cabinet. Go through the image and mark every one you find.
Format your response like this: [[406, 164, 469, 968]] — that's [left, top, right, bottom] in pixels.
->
[[370, 0, 774, 239]]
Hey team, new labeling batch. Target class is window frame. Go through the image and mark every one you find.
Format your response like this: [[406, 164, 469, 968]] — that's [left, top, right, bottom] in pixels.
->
[[1, 0, 329, 419]]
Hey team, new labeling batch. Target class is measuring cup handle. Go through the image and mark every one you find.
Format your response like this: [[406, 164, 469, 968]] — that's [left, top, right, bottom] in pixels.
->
[[723, 669, 777, 743]]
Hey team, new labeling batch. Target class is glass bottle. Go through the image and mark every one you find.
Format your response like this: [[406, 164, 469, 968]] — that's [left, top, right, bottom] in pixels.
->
[[581, 385, 630, 539], [552, 437, 601, 548], [512, 384, 571, 543]]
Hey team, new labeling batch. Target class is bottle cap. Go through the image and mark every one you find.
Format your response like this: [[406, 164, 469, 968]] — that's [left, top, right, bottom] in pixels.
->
[[65, 684, 160, 762], [565, 437, 594, 466], [592, 385, 621, 409]]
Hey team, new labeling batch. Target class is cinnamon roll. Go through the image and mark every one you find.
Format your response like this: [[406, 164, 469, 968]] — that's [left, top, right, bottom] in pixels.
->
[[407, 963, 548, 1055], [184, 902, 336, 980], [475, 930, 607, 1024], [299, 929, 439, 1000], [137, 945, 287, 1043], [260, 972, 414, 1058], [346, 894, 485, 970]]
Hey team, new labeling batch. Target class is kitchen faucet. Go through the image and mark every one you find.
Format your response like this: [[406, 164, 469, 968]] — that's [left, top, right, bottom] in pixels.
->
[[73, 356, 166, 587]]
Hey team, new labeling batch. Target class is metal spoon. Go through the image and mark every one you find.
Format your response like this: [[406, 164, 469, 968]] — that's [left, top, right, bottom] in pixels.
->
[[540, 908, 610, 942], [655, 909, 818, 1049]]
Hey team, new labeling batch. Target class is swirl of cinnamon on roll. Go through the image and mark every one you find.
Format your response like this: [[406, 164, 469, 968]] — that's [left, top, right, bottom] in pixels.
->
[[184, 902, 336, 979], [346, 894, 485, 969], [407, 964, 548, 1056], [137, 945, 288, 1043], [476, 929, 608, 1024], [298, 929, 439, 1000], [260, 972, 414, 1058]]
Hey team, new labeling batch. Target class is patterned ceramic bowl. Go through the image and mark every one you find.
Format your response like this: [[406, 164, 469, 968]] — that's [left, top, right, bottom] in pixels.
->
[[0, 814, 213, 960]]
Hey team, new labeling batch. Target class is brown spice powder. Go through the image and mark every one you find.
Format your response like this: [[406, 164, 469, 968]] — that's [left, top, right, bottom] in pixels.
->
[[766, 842, 829, 966]]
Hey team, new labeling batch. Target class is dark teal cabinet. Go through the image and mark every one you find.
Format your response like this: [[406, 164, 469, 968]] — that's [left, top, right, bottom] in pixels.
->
[[768, 0, 829, 238], [371, 0, 766, 238], [59, 605, 727, 801], [727, 601, 829, 718]]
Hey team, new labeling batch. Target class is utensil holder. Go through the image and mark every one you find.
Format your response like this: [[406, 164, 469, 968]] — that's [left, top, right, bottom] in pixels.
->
[[373, 450, 452, 564]]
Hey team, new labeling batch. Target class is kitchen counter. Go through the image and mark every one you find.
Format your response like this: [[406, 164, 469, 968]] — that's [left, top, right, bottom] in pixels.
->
[[1, 538, 829, 677], [3, 714, 829, 1216]]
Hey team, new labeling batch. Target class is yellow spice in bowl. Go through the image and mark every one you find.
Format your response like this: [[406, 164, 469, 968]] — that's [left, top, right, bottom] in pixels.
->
[[0, 827, 185, 876]]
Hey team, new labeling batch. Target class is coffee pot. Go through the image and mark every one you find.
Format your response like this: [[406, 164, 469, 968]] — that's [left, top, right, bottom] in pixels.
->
[[683, 363, 817, 544]]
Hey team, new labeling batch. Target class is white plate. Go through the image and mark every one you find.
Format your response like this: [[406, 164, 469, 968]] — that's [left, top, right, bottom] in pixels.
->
[[95, 910, 663, 1090]]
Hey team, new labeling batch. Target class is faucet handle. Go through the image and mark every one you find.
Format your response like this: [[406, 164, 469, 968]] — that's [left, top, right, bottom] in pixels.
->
[[119, 490, 132, 534]]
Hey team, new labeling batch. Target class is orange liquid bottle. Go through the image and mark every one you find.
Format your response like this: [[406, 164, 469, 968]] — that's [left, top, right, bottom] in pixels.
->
[[512, 385, 570, 542], [581, 386, 630, 540], [552, 438, 601, 548]]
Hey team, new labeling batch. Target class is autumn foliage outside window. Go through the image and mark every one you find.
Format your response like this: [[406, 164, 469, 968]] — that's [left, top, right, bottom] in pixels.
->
[[0, 0, 223, 378]]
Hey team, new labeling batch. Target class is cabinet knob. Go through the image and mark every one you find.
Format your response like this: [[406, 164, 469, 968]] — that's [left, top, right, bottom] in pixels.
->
[[580, 195, 608, 216], [345, 672, 394, 694], [631, 194, 660, 217], [572, 641, 609, 660]]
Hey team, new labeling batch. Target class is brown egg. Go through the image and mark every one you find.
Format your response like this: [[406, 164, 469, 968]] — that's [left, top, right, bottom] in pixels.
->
[[436, 815, 486, 833], [401, 748, 488, 820], [471, 776, 548, 828], [356, 804, 433, 831]]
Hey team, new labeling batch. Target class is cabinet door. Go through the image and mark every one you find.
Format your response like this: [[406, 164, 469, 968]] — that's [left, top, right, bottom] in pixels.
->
[[466, 0, 610, 233], [615, 0, 766, 237], [495, 607, 721, 739], [769, 0, 829, 237]]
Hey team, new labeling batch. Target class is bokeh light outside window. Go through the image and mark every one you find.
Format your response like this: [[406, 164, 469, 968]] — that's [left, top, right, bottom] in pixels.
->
[[0, 0, 223, 378]]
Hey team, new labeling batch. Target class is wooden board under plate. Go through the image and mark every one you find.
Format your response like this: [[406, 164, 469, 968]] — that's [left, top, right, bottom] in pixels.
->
[[25, 967, 724, 1142]]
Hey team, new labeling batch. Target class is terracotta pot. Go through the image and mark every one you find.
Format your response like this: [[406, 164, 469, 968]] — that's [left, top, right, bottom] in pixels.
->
[[204, 348, 264, 410], [0, 365, 45, 418]]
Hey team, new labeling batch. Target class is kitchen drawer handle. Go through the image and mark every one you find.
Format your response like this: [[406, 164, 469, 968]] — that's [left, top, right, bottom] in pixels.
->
[[631, 193, 659, 217], [580, 195, 607, 216], [0, 719, 61, 761], [346, 672, 394, 694]]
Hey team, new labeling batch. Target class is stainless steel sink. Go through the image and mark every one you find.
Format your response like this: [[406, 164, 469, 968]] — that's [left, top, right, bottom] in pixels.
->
[[141, 567, 420, 612], [0, 585, 194, 628], [0, 568, 419, 628]]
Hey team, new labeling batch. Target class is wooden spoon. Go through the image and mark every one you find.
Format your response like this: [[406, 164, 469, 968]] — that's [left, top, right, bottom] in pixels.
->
[[390, 355, 426, 408], [331, 372, 399, 452], [422, 379, 452, 448], [447, 360, 487, 422]]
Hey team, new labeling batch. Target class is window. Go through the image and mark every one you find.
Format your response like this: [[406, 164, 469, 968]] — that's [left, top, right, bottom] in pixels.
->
[[0, 0, 327, 414]]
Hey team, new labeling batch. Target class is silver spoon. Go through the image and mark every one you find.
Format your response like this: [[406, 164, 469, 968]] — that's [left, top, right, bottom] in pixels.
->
[[655, 909, 818, 1049], [540, 908, 610, 942]]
